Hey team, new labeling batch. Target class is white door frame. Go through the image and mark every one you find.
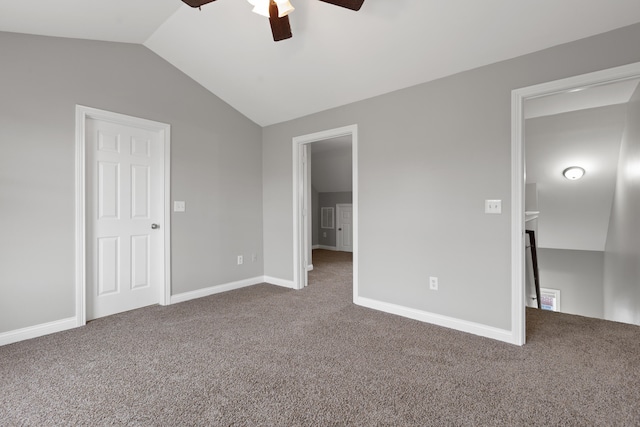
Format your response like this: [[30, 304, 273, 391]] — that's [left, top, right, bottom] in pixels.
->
[[75, 105, 171, 326], [292, 125, 358, 298], [336, 203, 353, 252], [510, 61, 640, 346]]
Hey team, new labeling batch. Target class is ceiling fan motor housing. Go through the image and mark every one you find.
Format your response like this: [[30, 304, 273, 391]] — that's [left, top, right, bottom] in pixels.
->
[[318, 0, 365, 11], [182, 0, 217, 7], [179, 0, 364, 42]]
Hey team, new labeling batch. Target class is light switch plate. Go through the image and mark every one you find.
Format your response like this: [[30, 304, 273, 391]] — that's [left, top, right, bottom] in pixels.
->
[[485, 199, 502, 214], [174, 201, 186, 212]]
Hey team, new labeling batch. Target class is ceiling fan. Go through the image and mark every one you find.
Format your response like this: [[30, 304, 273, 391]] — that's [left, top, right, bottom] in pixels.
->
[[181, 0, 365, 42]]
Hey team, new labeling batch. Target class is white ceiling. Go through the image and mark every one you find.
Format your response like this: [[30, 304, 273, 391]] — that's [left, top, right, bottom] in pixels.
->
[[525, 78, 640, 119], [1, 0, 640, 126], [525, 101, 629, 252]]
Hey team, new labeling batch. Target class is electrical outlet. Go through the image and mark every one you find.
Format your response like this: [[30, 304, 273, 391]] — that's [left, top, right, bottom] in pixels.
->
[[237, 255, 243, 265], [485, 199, 502, 214], [173, 201, 186, 212], [429, 276, 438, 291]]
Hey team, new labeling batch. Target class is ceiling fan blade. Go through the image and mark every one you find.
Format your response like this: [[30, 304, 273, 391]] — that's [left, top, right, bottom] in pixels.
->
[[181, 0, 217, 8], [269, 1, 293, 42], [318, 0, 365, 11], [269, 15, 292, 41]]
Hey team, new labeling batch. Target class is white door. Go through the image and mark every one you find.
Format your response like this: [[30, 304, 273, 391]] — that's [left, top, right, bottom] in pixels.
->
[[336, 204, 353, 253], [86, 118, 164, 320]]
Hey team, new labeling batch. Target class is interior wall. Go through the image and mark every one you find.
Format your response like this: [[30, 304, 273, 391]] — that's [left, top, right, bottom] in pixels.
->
[[318, 192, 353, 248], [311, 146, 352, 193], [262, 23, 640, 331], [537, 248, 605, 319], [0, 32, 263, 334], [603, 83, 640, 325]]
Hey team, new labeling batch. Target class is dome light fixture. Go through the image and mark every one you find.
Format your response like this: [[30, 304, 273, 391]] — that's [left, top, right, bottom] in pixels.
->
[[563, 166, 585, 181]]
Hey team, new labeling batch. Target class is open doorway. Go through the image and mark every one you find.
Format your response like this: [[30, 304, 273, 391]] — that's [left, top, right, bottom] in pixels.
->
[[310, 137, 353, 253], [292, 125, 358, 303], [309, 137, 353, 292], [512, 62, 640, 345], [524, 79, 637, 319]]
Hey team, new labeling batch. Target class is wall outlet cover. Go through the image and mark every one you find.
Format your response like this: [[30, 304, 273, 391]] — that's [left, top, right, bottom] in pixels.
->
[[485, 199, 502, 214], [174, 201, 186, 212]]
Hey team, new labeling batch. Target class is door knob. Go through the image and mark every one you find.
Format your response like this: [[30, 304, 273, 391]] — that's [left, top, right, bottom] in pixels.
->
[[151, 224, 160, 229]]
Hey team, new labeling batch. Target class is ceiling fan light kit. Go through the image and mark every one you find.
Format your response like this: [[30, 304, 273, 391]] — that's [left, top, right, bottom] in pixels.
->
[[248, 0, 270, 18], [181, 0, 364, 42], [274, 0, 295, 17], [248, 0, 293, 18]]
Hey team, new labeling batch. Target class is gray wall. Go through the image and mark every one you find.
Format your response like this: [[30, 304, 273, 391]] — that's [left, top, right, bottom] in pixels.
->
[[311, 143, 352, 192], [317, 192, 352, 248], [537, 248, 605, 319], [262, 23, 640, 331], [603, 83, 640, 325], [0, 32, 263, 333]]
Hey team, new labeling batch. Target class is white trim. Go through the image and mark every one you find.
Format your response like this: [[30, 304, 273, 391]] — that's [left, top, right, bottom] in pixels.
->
[[315, 245, 338, 251], [263, 276, 296, 289], [292, 125, 358, 296], [511, 88, 526, 346], [171, 276, 265, 304], [355, 297, 514, 344], [511, 61, 640, 346], [75, 109, 87, 327], [75, 105, 171, 326], [307, 264, 314, 271], [312, 244, 321, 250], [0, 317, 78, 347]]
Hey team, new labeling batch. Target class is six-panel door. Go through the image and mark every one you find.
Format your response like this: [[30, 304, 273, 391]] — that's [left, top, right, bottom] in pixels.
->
[[86, 118, 163, 320]]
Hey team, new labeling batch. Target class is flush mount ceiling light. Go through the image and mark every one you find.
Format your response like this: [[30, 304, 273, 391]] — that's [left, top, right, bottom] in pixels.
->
[[181, 0, 365, 42], [563, 166, 585, 180]]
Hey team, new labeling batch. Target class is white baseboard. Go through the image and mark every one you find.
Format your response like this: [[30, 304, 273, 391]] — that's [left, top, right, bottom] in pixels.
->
[[354, 296, 516, 345], [312, 244, 321, 250], [0, 317, 79, 347], [263, 276, 296, 289], [171, 276, 264, 304], [315, 245, 338, 251], [1, 276, 298, 347]]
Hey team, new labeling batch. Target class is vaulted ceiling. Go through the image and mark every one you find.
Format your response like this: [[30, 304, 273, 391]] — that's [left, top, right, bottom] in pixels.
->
[[1, 1, 640, 126], [525, 79, 639, 251]]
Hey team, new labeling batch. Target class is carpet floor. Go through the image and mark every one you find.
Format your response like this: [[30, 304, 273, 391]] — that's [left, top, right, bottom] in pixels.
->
[[1, 249, 639, 426]]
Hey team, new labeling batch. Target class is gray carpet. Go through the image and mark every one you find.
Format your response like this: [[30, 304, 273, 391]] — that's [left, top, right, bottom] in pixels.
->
[[1, 249, 639, 426]]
